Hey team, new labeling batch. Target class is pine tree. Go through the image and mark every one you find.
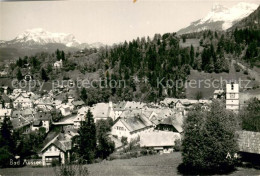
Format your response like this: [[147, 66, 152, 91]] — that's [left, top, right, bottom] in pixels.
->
[[41, 68, 49, 81], [190, 45, 195, 66], [77, 109, 96, 163], [0, 117, 15, 167], [61, 51, 65, 61], [17, 69, 23, 81]]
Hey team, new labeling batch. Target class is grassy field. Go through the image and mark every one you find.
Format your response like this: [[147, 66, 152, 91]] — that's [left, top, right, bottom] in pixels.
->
[[1, 153, 260, 176]]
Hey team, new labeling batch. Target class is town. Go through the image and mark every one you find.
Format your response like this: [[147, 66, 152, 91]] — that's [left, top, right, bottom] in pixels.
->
[[0, 1, 260, 175]]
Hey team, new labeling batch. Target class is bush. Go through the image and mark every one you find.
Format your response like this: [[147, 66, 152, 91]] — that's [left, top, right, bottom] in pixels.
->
[[244, 70, 248, 75], [54, 164, 89, 176], [51, 159, 60, 167], [130, 151, 139, 158], [173, 139, 182, 151], [140, 149, 148, 156], [234, 63, 241, 72]]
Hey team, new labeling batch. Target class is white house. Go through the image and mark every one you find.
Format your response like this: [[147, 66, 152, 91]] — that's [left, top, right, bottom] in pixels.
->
[[32, 112, 52, 133], [13, 93, 33, 109], [41, 132, 75, 166], [0, 109, 12, 121], [53, 60, 63, 69], [226, 82, 239, 111], [111, 115, 154, 142], [59, 104, 73, 117]]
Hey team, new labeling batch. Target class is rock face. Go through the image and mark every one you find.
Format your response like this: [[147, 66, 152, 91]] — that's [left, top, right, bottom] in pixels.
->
[[178, 2, 259, 34]]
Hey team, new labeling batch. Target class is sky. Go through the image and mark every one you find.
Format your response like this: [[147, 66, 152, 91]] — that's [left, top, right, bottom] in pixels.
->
[[0, 0, 259, 45]]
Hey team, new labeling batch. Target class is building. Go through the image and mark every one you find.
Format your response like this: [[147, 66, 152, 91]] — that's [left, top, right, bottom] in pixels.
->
[[0, 70, 8, 77], [13, 93, 33, 109], [140, 131, 181, 153], [90, 103, 110, 122], [155, 114, 184, 133], [0, 93, 11, 108], [0, 109, 12, 121], [213, 89, 224, 99], [41, 131, 75, 166], [111, 115, 154, 142], [226, 82, 239, 111], [53, 60, 63, 69], [33, 112, 52, 133]]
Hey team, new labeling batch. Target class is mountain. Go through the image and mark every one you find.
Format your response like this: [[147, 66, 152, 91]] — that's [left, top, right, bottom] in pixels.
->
[[229, 5, 260, 30], [0, 28, 105, 61], [4, 28, 80, 47], [177, 2, 259, 34]]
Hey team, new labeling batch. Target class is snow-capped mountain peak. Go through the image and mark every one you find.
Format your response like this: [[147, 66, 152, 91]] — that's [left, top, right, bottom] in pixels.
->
[[14, 28, 81, 47], [178, 2, 259, 34]]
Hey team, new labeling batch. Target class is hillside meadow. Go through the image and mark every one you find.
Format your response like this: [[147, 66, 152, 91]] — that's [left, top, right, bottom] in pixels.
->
[[1, 153, 260, 176]]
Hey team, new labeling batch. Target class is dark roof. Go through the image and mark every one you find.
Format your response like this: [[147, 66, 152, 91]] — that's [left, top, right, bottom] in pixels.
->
[[33, 120, 42, 127], [35, 112, 52, 121]]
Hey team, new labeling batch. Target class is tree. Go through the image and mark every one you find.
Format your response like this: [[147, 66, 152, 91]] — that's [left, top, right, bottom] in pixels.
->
[[239, 98, 260, 132], [180, 101, 239, 174], [77, 109, 96, 163], [61, 51, 65, 61], [190, 45, 195, 66], [17, 69, 23, 81], [41, 68, 49, 81], [96, 118, 115, 159], [195, 91, 203, 100], [0, 117, 15, 167], [80, 88, 88, 102]]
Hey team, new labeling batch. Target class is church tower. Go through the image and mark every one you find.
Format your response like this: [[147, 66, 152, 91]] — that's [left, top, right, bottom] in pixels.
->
[[226, 82, 239, 111]]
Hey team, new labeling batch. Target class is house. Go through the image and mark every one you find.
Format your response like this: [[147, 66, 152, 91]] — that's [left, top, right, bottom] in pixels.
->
[[140, 131, 181, 153], [53, 60, 63, 69], [9, 89, 23, 100], [111, 101, 127, 120], [13, 93, 33, 109], [155, 114, 184, 133], [11, 115, 32, 134], [33, 112, 52, 133], [0, 70, 8, 77], [71, 100, 85, 109], [0, 109, 12, 121], [41, 131, 77, 166], [34, 97, 54, 112], [59, 104, 72, 117], [1, 93, 11, 108], [213, 89, 224, 99], [90, 103, 110, 122], [111, 114, 154, 142], [226, 82, 239, 111]]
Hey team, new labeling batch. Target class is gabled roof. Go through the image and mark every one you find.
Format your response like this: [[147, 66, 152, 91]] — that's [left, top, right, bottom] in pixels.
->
[[41, 132, 75, 153], [11, 116, 32, 129], [116, 114, 153, 133], [157, 114, 184, 133]]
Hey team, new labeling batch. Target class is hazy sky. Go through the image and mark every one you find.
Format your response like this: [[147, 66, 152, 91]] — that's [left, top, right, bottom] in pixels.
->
[[0, 0, 259, 44]]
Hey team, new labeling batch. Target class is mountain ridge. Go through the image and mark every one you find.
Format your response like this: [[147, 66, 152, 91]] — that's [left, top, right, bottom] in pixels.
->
[[177, 2, 259, 34]]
